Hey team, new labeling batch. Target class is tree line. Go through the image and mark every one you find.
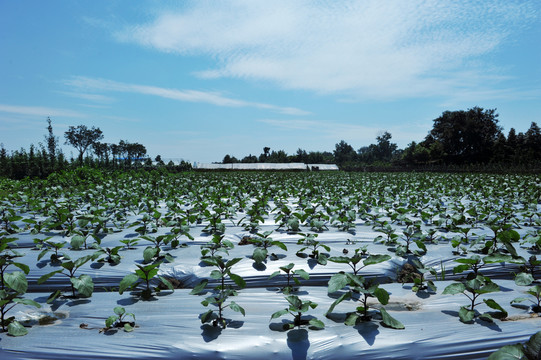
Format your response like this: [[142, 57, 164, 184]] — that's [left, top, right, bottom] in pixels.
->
[[0, 118, 190, 179], [221, 107, 541, 171]]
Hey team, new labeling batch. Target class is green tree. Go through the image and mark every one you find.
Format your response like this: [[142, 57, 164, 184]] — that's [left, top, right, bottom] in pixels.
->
[[334, 140, 356, 168], [425, 107, 502, 164], [64, 125, 104, 165]]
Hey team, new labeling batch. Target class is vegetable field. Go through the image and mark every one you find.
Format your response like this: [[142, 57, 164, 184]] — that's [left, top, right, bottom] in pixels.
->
[[1, 170, 540, 359]]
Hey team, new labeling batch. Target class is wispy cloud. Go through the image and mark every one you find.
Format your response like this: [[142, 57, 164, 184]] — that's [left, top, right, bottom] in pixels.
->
[[0, 104, 84, 118], [117, 0, 538, 100], [64, 76, 310, 115]]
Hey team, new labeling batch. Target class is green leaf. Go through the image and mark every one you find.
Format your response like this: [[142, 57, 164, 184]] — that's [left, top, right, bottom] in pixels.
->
[[190, 280, 208, 295], [272, 241, 288, 251], [484, 299, 507, 317], [326, 292, 350, 315], [515, 272, 534, 286], [363, 254, 391, 266], [374, 287, 389, 305], [270, 309, 289, 320], [229, 301, 245, 316], [200, 309, 213, 324], [328, 273, 349, 293], [37, 270, 63, 285], [70, 235, 85, 250], [226, 257, 243, 268], [253, 248, 268, 263], [452, 264, 471, 274], [105, 315, 118, 328], [210, 270, 223, 279], [119, 273, 139, 295], [7, 321, 28, 336], [124, 323, 134, 332], [487, 344, 525, 360], [13, 298, 41, 308], [12, 262, 30, 275], [143, 247, 159, 263], [442, 282, 466, 295], [158, 276, 175, 292], [71, 274, 94, 297], [344, 313, 360, 326], [295, 269, 310, 280], [268, 271, 281, 279], [458, 306, 475, 323], [380, 307, 405, 329], [478, 282, 500, 295], [309, 318, 325, 329], [114, 306, 125, 316], [229, 273, 246, 289], [4, 271, 28, 294], [328, 256, 350, 264], [524, 330, 541, 360]]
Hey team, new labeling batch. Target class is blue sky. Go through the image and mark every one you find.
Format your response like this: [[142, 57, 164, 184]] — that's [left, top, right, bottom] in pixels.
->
[[1, 0, 540, 164]]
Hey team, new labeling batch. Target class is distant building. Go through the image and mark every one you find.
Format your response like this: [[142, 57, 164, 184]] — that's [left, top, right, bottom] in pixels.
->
[[194, 163, 339, 171]]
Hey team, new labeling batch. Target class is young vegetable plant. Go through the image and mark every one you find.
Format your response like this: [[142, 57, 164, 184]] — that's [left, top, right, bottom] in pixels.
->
[[92, 245, 123, 265], [190, 257, 246, 329], [269, 263, 310, 294], [398, 258, 437, 293], [0, 271, 41, 336], [270, 295, 324, 330], [38, 255, 95, 301], [36, 238, 69, 264], [201, 234, 234, 259], [119, 262, 174, 300], [511, 284, 541, 313], [249, 231, 287, 265], [442, 275, 506, 323], [328, 250, 391, 276], [325, 271, 404, 329], [139, 235, 175, 264], [296, 233, 330, 265], [103, 306, 135, 333]]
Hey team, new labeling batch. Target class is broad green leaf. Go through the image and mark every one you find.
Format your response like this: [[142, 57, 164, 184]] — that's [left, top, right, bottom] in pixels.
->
[[515, 272, 534, 286], [70, 235, 85, 250], [210, 270, 223, 279], [487, 344, 524, 360], [114, 306, 126, 316], [37, 270, 63, 284], [124, 323, 134, 332], [13, 298, 41, 308], [158, 276, 175, 292], [143, 247, 158, 263], [253, 248, 268, 263], [328, 273, 348, 293], [380, 307, 405, 329], [484, 299, 507, 317], [106, 315, 118, 328], [71, 274, 94, 297], [478, 282, 500, 295], [229, 273, 246, 289], [119, 273, 139, 294], [12, 262, 30, 275], [271, 308, 289, 320], [272, 241, 288, 251], [452, 264, 471, 274], [295, 269, 310, 280], [524, 330, 541, 360], [190, 280, 208, 295], [74, 255, 92, 268], [4, 271, 28, 294], [309, 318, 325, 329], [458, 306, 475, 323], [344, 313, 360, 326], [374, 287, 389, 305], [363, 254, 391, 266], [442, 282, 466, 295], [327, 256, 351, 264], [200, 309, 213, 324], [268, 271, 281, 279], [229, 301, 245, 316], [326, 292, 350, 315], [7, 321, 28, 336], [226, 257, 243, 268]]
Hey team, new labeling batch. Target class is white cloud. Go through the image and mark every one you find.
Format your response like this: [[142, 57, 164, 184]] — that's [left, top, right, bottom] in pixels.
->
[[117, 0, 538, 100], [64, 76, 310, 115], [0, 104, 84, 118]]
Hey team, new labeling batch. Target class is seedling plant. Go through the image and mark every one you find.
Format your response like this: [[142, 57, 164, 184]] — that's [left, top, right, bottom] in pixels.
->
[[269, 263, 310, 294], [270, 295, 324, 330], [119, 262, 174, 300]]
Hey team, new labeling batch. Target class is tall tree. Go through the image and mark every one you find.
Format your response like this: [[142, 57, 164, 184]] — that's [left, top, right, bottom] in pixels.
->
[[425, 107, 502, 163], [64, 125, 103, 165], [334, 140, 356, 167], [44, 117, 58, 167]]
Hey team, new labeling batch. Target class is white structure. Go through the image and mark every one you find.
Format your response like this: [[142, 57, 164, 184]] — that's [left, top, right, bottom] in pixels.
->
[[194, 162, 338, 171]]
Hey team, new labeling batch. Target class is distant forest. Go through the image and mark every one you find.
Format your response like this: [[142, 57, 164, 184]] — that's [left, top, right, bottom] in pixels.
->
[[1, 107, 540, 179], [221, 107, 541, 172]]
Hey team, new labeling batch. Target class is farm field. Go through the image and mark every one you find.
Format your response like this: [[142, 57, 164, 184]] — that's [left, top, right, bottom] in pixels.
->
[[1, 169, 540, 359]]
